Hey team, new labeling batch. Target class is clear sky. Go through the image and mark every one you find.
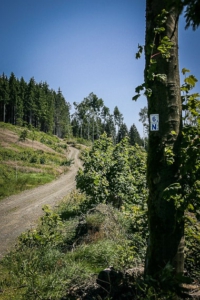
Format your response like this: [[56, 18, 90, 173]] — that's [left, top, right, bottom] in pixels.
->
[[0, 0, 200, 136]]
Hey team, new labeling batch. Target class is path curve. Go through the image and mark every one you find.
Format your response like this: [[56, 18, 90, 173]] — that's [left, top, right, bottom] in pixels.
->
[[0, 146, 82, 259]]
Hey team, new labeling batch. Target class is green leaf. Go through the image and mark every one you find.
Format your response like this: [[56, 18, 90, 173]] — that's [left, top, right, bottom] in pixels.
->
[[144, 88, 152, 97], [181, 86, 189, 92], [163, 183, 182, 201], [187, 203, 194, 211], [154, 27, 165, 33], [94, 178, 99, 185], [171, 130, 177, 135], [135, 84, 145, 93], [150, 58, 157, 64], [135, 44, 144, 59], [184, 75, 198, 87], [154, 73, 167, 82], [182, 68, 190, 75], [132, 94, 141, 101]]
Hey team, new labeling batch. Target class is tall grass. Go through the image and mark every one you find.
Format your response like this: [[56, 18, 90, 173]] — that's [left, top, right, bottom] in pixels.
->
[[0, 164, 55, 199]]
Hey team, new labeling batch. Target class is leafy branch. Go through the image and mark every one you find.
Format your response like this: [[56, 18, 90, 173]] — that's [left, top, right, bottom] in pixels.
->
[[132, 9, 173, 101]]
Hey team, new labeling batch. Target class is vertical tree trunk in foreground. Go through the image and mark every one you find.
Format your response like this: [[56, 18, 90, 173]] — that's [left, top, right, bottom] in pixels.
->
[[145, 0, 184, 279]]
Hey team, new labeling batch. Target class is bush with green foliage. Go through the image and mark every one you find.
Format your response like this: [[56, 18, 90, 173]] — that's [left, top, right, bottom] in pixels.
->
[[174, 69, 200, 217], [175, 70, 200, 282], [19, 129, 28, 141], [76, 133, 147, 209], [184, 213, 200, 281], [18, 205, 65, 248]]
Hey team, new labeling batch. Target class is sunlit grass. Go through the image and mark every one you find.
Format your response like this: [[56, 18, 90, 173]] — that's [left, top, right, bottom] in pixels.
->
[[0, 166, 55, 200], [0, 122, 74, 200]]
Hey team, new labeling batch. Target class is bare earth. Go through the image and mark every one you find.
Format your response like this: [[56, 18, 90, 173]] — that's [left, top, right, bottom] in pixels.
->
[[0, 146, 82, 259]]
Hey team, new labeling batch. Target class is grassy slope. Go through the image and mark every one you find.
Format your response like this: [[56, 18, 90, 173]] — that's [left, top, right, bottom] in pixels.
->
[[0, 122, 73, 200]]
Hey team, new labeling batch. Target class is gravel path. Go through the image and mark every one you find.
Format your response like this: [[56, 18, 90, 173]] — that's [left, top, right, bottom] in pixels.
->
[[0, 146, 82, 259]]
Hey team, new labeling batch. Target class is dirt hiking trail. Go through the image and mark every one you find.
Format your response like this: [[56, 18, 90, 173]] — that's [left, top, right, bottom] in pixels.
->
[[0, 146, 81, 259]]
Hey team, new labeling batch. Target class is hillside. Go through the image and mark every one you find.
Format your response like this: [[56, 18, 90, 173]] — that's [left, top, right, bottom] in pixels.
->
[[0, 122, 76, 199], [0, 146, 81, 259], [0, 123, 84, 258]]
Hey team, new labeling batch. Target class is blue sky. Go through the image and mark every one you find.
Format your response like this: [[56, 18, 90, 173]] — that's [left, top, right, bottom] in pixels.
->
[[0, 0, 200, 136]]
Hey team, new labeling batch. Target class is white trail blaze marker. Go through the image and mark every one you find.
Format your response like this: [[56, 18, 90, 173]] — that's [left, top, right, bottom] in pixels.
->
[[150, 114, 159, 131]]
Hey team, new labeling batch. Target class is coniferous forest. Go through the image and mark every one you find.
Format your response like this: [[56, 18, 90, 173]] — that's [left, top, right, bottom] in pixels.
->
[[0, 72, 143, 145], [0, 72, 71, 138]]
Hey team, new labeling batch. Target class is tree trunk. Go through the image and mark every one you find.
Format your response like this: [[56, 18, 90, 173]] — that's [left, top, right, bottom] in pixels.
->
[[145, 0, 184, 279], [3, 103, 6, 122]]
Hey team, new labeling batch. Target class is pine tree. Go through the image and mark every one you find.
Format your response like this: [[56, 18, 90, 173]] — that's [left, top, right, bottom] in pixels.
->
[[129, 124, 143, 146], [18, 77, 27, 126], [25, 77, 36, 126], [0, 73, 9, 122], [117, 123, 128, 143], [8, 72, 19, 125]]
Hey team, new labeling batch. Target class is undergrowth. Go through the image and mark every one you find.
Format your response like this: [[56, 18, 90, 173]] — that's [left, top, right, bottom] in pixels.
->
[[0, 127, 200, 299], [0, 195, 199, 299], [0, 191, 148, 300]]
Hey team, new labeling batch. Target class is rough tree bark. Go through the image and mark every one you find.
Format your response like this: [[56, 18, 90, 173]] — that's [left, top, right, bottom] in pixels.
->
[[144, 0, 184, 279]]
